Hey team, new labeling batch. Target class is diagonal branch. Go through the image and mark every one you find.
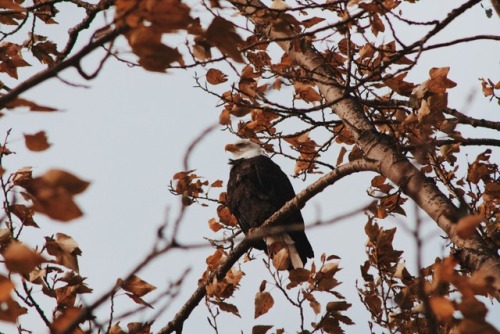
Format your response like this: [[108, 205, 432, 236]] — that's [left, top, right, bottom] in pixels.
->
[[158, 158, 377, 334], [0, 26, 128, 109], [230, 0, 500, 297]]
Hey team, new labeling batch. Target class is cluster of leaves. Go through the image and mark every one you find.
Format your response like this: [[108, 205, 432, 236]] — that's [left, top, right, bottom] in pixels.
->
[[0, 135, 159, 332], [357, 220, 497, 334], [201, 247, 353, 334]]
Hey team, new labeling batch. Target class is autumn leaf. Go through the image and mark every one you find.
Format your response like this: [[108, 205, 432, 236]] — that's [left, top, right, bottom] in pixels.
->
[[206, 17, 244, 63], [208, 218, 222, 232], [5, 97, 58, 112], [456, 214, 483, 239], [0, 297, 27, 323], [24, 131, 51, 152], [429, 296, 455, 322], [206, 68, 227, 85], [213, 300, 241, 317], [45, 233, 82, 272], [252, 325, 273, 334], [0, 275, 15, 302], [255, 291, 274, 318], [301, 17, 325, 28], [41, 169, 90, 195], [51, 307, 85, 334], [9, 204, 38, 227], [271, 247, 290, 270], [3, 242, 47, 274], [147, 0, 193, 32], [119, 275, 157, 297]]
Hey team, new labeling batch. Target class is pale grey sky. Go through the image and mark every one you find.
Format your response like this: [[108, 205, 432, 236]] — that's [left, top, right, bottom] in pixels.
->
[[0, 1, 498, 333]]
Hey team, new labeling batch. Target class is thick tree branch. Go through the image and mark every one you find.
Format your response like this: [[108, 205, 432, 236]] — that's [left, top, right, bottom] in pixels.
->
[[231, 0, 500, 297], [158, 158, 377, 334], [0, 26, 128, 109]]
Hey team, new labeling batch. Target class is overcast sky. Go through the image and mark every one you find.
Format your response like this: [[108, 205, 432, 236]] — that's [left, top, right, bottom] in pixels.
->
[[0, 1, 499, 333]]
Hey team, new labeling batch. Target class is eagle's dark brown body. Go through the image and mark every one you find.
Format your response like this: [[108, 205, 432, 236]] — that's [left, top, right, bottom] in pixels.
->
[[226, 155, 314, 267]]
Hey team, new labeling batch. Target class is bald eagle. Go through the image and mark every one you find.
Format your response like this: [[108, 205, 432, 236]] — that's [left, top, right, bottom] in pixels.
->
[[225, 140, 314, 269]]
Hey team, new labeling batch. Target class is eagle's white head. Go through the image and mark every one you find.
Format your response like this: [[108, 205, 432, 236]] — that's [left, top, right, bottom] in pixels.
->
[[225, 139, 263, 159]]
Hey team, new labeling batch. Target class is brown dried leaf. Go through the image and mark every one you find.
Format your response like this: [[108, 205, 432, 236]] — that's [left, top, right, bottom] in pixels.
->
[[301, 17, 325, 28], [206, 17, 244, 63], [126, 322, 153, 334], [9, 204, 38, 227], [252, 325, 273, 334], [119, 275, 157, 297], [336, 146, 347, 166], [3, 242, 46, 274], [456, 214, 483, 239], [206, 68, 227, 85], [109, 323, 126, 334], [271, 247, 289, 271], [0, 297, 27, 323], [0, 275, 15, 302], [5, 98, 58, 112], [430, 296, 455, 322], [147, 0, 192, 32], [45, 233, 81, 272], [210, 179, 223, 187], [24, 131, 51, 152], [42, 169, 90, 195], [219, 108, 231, 126], [52, 307, 85, 334], [255, 291, 274, 318], [213, 300, 241, 317], [208, 218, 222, 232]]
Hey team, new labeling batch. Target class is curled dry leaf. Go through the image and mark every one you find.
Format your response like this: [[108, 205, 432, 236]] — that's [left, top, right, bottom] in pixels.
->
[[0, 297, 27, 323], [456, 214, 483, 239], [14, 169, 89, 222], [254, 291, 274, 318], [429, 296, 455, 322], [3, 242, 47, 274], [213, 300, 240, 317], [0, 275, 15, 302], [5, 97, 58, 112], [45, 233, 82, 272], [206, 17, 244, 63], [51, 306, 85, 334], [118, 275, 157, 297], [252, 325, 273, 334], [206, 68, 227, 85], [24, 131, 51, 152], [208, 217, 223, 232]]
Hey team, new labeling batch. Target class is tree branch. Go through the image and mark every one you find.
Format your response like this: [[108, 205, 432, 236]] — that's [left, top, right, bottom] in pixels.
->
[[158, 158, 377, 333], [0, 25, 128, 109], [230, 0, 500, 298]]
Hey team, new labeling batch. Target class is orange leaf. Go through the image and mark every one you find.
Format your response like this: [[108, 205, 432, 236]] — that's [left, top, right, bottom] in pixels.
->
[[456, 214, 483, 239], [301, 17, 325, 28], [0, 275, 15, 302], [5, 98, 58, 112], [206, 68, 227, 85], [206, 17, 244, 63], [118, 275, 157, 297], [42, 169, 90, 195], [45, 233, 81, 272], [430, 296, 455, 322], [0, 297, 27, 323], [24, 131, 51, 152], [52, 307, 85, 334], [208, 218, 222, 232], [3, 242, 46, 274], [254, 291, 274, 318]]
